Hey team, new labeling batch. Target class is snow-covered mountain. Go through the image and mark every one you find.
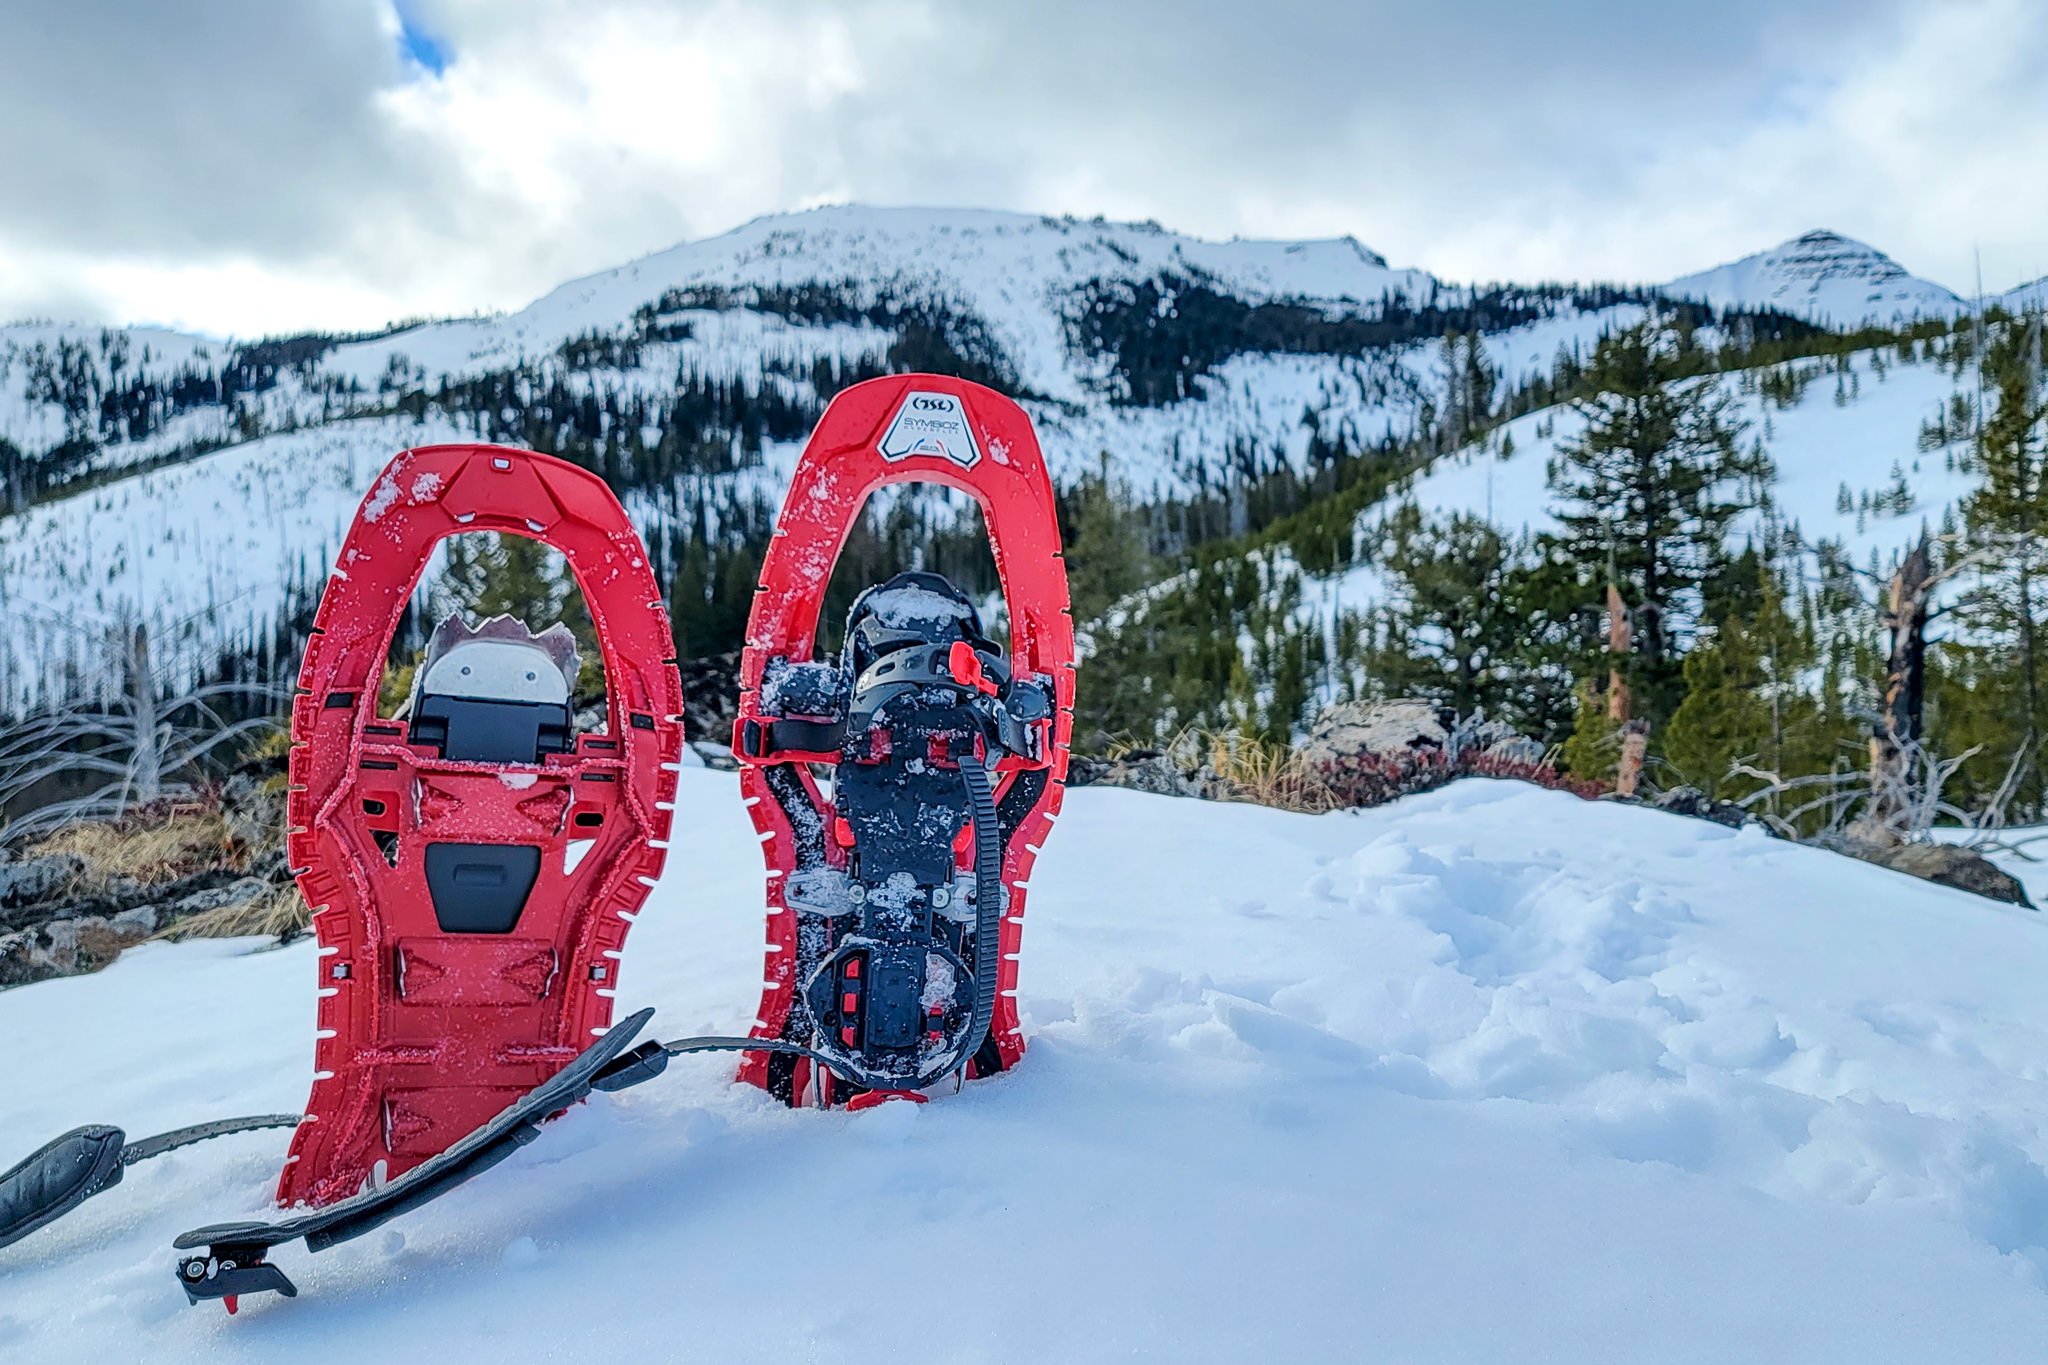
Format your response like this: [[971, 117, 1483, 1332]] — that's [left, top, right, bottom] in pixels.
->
[[4, 773, 2048, 1359], [2005, 275, 2048, 313], [0, 207, 1654, 709], [0, 206, 2009, 711], [1661, 229, 1966, 326], [326, 205, 1441, 402]]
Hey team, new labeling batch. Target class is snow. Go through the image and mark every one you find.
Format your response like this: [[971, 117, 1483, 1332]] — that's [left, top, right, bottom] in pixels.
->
[[338, 206, 1437, 405], [0, 207, 2014, 711], [5, 774, 2048, 1360], [1318, 343, 1975, 629], [1421, 348, 1963, 551], [1661, 230, 1966, 327], [0, 323, 232, 478], [2006, 277, 2048, 314], [0, 415, 474, 709]]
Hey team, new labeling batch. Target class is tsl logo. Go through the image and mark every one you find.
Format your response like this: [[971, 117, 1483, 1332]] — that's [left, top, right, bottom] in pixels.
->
[[879, 390, 982, 469]]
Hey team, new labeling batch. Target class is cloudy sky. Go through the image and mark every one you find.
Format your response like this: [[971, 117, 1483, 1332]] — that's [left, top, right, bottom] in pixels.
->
[[3, 0, 2043, 337]]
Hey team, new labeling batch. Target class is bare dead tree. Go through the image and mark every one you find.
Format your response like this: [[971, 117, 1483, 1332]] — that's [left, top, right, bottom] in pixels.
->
[[1776, 527, 2009, 841], [0, 615, 282, 846], [1869, 536, 1935, 836], [1731, 739, 2002, 844], [1604, 582, 1632, 723]]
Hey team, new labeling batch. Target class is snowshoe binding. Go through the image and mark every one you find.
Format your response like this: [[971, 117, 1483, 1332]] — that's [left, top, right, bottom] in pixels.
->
[[732, 376, 1076, 1107], [278, 443, 683, 1205]]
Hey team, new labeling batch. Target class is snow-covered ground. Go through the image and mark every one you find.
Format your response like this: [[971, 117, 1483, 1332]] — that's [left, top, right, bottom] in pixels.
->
[[5, 774, 2048, 1361]]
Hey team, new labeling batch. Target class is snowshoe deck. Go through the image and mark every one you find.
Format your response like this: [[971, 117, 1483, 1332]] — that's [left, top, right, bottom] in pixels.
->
[[731, 376, 1075, 1106], [280, 444, 682, 1206]]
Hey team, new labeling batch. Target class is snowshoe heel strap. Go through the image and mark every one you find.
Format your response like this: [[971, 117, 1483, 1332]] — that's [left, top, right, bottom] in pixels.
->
[[0, 1125, 126, 1250], [736, 715, 846, 761]]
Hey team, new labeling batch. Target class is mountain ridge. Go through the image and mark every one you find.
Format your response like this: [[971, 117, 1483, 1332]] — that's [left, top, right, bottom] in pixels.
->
[[1658, 228, 1966, 325], [0, 205, 2011, 714]]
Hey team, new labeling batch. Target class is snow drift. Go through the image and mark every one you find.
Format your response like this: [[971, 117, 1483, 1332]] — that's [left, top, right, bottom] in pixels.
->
[[4, 775, 2048, 1361]]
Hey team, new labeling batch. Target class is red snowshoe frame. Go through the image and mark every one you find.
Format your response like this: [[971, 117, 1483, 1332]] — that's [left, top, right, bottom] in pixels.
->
[[732, 375, 1076, 1106], [280, 444, 682, 1206]]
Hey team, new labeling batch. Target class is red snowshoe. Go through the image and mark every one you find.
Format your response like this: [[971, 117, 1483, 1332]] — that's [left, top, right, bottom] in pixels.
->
[[731, 375, 1075, 1107], [279, 444, 683, 1205]]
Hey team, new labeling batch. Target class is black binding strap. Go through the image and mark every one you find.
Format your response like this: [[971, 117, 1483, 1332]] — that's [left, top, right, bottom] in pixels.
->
[[596, 756, 1007, 1097], [737, 715, 846, 759], [0, 1113, 302, 1252], [122, 1114, 305, 1165], [173, 1008, 656, 1306], [0, 1126, 127, 1251]]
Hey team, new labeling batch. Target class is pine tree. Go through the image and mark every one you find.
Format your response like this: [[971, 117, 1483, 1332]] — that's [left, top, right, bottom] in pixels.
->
[[1360, 504, 1574, 735], [1546, 322, 1767, 722], [668, 532, 712, 658], [432, 532, 587, 636], [1560, 682, 1621, 784], [430, 532, 598, 690], [1665, 563, 1822, 803], [1063, 453, 1151, 625], [1957, 312, 2048, 810]]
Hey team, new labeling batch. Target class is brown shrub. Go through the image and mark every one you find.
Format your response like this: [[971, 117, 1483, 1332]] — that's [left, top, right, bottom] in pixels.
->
[[1317, 746, 1603, 810]]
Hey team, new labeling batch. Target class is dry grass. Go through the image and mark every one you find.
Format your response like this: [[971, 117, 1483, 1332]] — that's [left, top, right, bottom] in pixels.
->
[[1113, 726, 1345, 814], [29, 803, 240, 896], [1202, 733, 1344, 814], [153, 881, 309, 943], [1099, 725, 1586, 816], [29, 795, 307, 944]]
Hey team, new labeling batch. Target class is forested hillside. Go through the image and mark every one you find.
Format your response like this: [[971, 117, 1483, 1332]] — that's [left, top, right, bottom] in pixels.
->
[[2, 206, 2038, 833]]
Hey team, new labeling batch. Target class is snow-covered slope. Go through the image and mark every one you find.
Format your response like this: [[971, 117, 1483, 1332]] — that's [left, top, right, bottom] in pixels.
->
[[4, 775, 2048, 1360], [320, 206, 1440, 403], [0, 207, 1653, 709], [1662, 230, 1965, 326], [2005, 276, 2048, 314], [1300, 342, 1974, 642], [1402, 344, 1964, 557], [0, 207, 2001, 712], [0, 416, 474, 706]]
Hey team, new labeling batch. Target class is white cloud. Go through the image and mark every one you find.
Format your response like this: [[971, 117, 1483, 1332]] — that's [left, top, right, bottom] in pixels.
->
[[1, 0, 2040, 336]]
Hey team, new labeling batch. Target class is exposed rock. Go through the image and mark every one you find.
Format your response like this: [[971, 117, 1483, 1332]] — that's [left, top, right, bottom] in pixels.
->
[[1843, 840, 2033, 908], [1842, 816, 1904, 851], [1649, 785, 1755, 830], [1300, 700, 1541, 770], [0, 852, 85, 908], [1066, 750, 1229, 800], [0, 908, 157, 988], [152, 876, 271, 922], [1300, 700, 1447, 769]]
